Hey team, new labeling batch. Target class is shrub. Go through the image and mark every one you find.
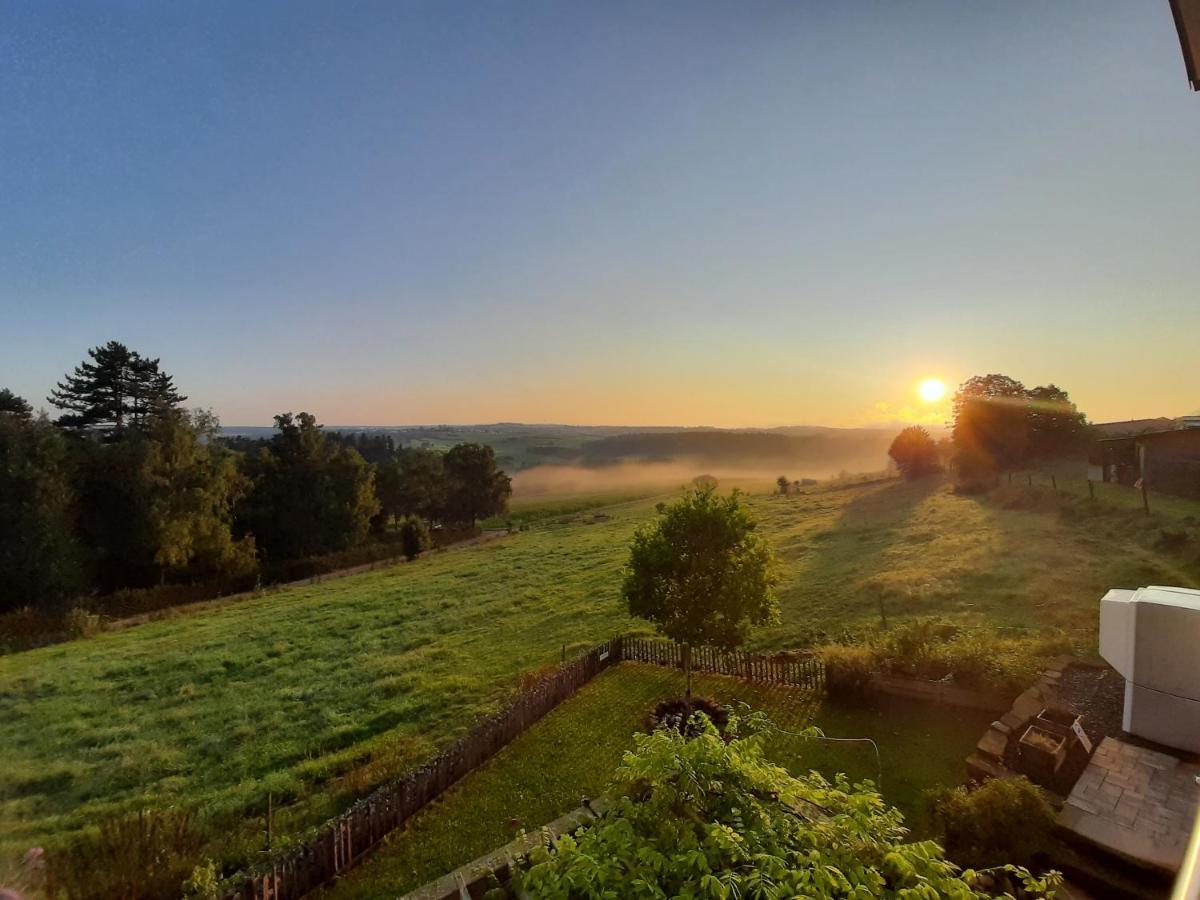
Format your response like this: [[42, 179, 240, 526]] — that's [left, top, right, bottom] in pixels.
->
[[818, 644, 878, 697], [930, 776, 1056, 870], [399, 516, 432, 561]]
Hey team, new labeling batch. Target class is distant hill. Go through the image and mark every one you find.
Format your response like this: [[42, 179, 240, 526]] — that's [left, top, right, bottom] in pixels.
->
[[577, 429, 895, 469], [219, 422, 903, 472]]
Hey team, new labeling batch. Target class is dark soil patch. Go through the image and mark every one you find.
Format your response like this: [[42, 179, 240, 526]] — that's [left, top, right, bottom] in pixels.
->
[[648, 697, 729, 738]]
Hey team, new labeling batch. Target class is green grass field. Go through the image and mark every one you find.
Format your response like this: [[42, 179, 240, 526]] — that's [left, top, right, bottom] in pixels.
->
[[2, 476, 1197, 873], [318, 663, 992, 900]]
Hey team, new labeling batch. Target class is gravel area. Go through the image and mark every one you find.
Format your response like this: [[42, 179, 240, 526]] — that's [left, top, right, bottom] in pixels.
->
[[1055, 664, 1125, 746]]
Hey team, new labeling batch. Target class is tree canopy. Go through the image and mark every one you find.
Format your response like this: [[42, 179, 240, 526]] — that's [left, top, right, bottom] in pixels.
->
[[952, 374, 1087, 479], [236, 412, 380, 560], [48, 341, 186, 436], [0, 388, 33, 420], [514, 712, 1059, 899], [442, 442, 511, 525], [623, 488, 778, 695], [0, 411, 84, 612], [888, 425, 940, 479]]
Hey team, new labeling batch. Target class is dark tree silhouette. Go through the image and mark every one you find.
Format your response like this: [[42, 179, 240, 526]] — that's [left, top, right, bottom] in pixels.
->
[[888, 426, 940, 479], [48, 341, 186, 436], [442, 443, 511, 525]]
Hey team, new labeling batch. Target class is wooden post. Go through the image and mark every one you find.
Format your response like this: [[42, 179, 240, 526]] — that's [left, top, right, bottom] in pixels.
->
[[1027, 474, 1033, 487], [1007, 472, 1012, 486], [1088, 480, 1095, 500], [265, 792, 273, 852], [1051, 475, 1057, 492], [561, 643, 566, 667], [1142, 479, 1150, 516]]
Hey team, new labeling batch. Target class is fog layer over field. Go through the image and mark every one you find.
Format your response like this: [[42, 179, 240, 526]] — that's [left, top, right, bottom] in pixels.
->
[[511, 456, 888, 497]]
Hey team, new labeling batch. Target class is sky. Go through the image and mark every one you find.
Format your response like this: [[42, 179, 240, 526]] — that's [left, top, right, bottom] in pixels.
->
[[2, 0, 1198, 428]]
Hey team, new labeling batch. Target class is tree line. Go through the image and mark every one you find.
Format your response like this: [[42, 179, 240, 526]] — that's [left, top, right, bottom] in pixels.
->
[[887, 373, 1089, 481], [0, 341, 511, 615]]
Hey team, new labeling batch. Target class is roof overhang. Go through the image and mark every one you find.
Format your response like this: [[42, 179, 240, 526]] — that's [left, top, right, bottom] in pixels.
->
[[1170, 0, 1200, 90]]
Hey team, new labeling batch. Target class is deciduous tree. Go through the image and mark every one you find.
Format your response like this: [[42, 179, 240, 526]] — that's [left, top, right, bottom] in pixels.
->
[[442, 442, 511, 525], [237, 412, 380, 560], [0, 410, 85, 612], [888, 425, 940, 479], [622, 488, 778, 698]]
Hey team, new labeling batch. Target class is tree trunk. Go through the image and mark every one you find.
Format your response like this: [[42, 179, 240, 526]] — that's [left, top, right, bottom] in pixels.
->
[[683, 641, 692, 703]]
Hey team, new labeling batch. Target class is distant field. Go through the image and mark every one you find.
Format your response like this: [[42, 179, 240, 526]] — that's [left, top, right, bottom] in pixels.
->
[[318, 663, 991, 899], [2, 475, 1197, 872]]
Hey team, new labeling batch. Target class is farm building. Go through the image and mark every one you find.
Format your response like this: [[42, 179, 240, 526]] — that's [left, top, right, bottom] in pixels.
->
[[1091, 417, 1200, 499]]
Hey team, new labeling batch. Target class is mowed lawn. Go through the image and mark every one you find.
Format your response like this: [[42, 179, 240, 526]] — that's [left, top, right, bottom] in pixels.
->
[[318, 663, 992, 900], [2, 477, 1197, 866]]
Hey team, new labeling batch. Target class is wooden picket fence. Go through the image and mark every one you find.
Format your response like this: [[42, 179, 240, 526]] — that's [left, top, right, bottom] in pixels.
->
[[622, 636, 825, 689], [226, 637, 622, 900], [225, 635, 823, 900]]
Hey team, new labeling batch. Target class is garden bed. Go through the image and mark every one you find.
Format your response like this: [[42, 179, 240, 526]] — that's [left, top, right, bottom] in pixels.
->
[[316, 663, 992, 900]]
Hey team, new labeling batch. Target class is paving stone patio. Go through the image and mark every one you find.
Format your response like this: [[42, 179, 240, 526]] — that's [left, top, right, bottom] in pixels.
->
[[1058, 736, 1200, 873]]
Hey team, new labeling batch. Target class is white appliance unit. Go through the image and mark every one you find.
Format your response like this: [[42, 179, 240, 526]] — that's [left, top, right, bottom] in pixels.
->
[[1099, 585, 1200, 753]]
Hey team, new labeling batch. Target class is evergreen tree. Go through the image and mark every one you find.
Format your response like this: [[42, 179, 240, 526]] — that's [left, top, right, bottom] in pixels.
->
[[0, 388, 33, 420], [48, 341, 186, 436]]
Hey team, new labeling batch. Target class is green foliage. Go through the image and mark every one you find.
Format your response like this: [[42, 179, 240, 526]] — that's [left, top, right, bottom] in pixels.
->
[[73, 410, 255, 589], [48, 340, 186, 436], [622, 488, 779, 651], [399, 516, 432, 561], [888, 426, 940, 479], [443, 443, 511, 525], [819, 619, 1073, 695], [0, 411, 85, 612], [952, 374, 1087, 481], [0, 389, 33, 420], [321, 665, 995, 899], [817, 643, 878, 697], [512, 714, 1057, 898], [237, 412, 380, 560], [931, 776, 1056, 870]]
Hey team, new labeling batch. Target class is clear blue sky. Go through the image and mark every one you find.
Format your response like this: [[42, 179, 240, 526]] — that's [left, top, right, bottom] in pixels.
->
[[2, 0, 1197, 426]]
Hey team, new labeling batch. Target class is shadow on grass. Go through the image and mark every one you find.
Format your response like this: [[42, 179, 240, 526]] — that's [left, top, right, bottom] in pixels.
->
[[762, 476, 944, 648]]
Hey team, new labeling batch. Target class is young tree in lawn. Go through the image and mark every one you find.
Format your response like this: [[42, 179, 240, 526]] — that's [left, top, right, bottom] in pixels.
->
[[399, 516, 432, 560], [776, 474, 790, 495], [888, 425, 941, 479], [442, 442, 511, 526], [622, 488, 778, 699]]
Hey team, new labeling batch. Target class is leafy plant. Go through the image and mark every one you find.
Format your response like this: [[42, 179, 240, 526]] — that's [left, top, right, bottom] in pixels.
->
[[930, 776, 1056, 870], [622, 488, 779, 697], [818, 643, 878, 697], [510, 713, 1058, 898]]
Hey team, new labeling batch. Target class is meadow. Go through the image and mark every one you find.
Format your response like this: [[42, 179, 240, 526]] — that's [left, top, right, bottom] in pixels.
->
[[2, 474, 1198, 873], [317, 663, 992, 899]]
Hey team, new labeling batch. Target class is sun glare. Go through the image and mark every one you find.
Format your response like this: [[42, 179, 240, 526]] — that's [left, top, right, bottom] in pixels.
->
[[918, 378, 946, 403]]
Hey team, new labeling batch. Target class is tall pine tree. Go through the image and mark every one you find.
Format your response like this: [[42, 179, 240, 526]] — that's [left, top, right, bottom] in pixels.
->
[[48, 341, 187, 436]]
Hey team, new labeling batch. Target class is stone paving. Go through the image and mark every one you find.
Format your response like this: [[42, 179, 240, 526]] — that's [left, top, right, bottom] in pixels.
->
[[1059, 736, 1200, 873]]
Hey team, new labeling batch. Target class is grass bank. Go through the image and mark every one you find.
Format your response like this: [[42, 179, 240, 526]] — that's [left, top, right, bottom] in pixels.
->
[[2, 476, 1197, 873]]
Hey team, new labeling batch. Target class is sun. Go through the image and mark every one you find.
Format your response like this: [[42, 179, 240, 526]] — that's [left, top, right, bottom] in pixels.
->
[[918, 378, 946, 403]]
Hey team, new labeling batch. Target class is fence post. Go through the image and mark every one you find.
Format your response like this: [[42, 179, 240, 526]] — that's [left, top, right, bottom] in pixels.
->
[[1142, 479, 1150, 516], [1088, 480, 1095, 500], [1051, 475, 1057, 492]]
